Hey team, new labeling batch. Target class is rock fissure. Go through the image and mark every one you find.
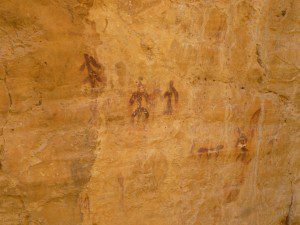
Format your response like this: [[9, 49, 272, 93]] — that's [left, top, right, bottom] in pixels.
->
[[285, 181, 294, 225]]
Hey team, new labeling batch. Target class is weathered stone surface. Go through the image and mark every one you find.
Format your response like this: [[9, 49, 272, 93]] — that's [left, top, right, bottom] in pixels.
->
[[0, 0, 299, 225]]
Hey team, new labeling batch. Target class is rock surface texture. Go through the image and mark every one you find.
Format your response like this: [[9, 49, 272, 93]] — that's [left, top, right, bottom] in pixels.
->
[[0, 0, 299, 225]]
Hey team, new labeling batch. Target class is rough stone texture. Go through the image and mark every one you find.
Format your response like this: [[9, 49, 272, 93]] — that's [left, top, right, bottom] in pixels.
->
[[0, 0, 299, 225]]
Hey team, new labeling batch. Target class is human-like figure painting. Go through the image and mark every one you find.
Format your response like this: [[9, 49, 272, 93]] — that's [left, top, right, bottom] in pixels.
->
[[80, 54, 104, 88], [129, 79, 150, 120], [236, 128, 248, 161], [164, 81, 178, 115]]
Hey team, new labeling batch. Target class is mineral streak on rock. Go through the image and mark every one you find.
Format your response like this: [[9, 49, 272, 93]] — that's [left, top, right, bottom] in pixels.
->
[[0, 0, 298, 225]]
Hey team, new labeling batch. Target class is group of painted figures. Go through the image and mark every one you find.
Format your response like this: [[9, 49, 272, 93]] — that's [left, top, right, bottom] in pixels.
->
[[80, 54, 179, 120], [191, 128, 249, 161], [129, 78, 178, 119], [80, 54, 249, 161]]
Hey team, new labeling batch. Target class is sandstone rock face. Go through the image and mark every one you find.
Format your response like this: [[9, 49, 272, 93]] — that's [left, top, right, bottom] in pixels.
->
[[0, 0, 299, 225]]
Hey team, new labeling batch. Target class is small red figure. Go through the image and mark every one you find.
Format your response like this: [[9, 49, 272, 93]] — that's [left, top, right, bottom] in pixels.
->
[[164, 81, 178, 115], [129, 78, 150, 120], [80, 54, 104, 88]]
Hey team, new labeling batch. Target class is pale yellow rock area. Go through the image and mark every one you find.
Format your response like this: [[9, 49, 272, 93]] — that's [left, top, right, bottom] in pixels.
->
[[0, 0, 299, 225]]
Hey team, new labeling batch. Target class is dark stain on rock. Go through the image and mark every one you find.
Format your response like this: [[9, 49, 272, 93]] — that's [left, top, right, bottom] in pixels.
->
[[250, 108, 261, 136], [239, 207, 254, 218], [118, 174, 125, 210], [107, 115, 124, 122], [103, 18, 108, 33], [140, 38, 155, 60], [115, 61, 126, 86], [196, 145, 224, 159], [35, 99, 42, 106], [256, 44, 264, 68], [277, 9, 287, 17], [225, 189, 240, 203], [251, 108, 261, 125], [71, 158, 95, 188]]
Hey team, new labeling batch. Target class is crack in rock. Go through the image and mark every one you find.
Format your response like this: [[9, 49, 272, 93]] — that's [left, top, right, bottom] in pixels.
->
[[284, 182, 294, 225]]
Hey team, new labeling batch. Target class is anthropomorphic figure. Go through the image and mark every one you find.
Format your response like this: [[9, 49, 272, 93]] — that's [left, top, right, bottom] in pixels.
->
[[129, 79, 150, 120], [164, 81, 178, 115], [236, 128, 248, 161], [80, 54, 104, 88], [117, 175, 125, 210]]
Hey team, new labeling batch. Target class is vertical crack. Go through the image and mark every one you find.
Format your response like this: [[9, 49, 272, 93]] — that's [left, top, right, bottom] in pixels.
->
[[3, 64, 12, 110], [256, 44, 264, 69], [285, 153, 295, 225], [1, 64, 12, 169], [255, 44, 268, 82]]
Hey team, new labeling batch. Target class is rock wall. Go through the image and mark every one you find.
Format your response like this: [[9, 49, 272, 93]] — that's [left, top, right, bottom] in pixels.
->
[[0, 0, 299, 225]]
